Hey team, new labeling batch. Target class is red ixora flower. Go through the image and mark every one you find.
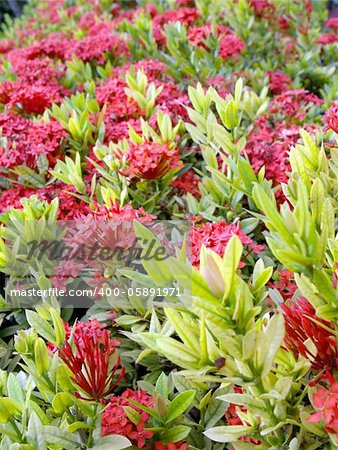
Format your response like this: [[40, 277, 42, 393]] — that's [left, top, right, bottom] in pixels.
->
[[0, 82, 62, 114], [219, 35, 246, 60], [270, 89, 322, 121], [122, 142, 181, 180], [81, 200, 155, 222], [102, 388, 154, 448], [317, 34, 338, 45], [268, 269, 298, 300], [324, 101, 338, 134], [48, 319, 109, 352], [67, 32, 129, 63], [326, 18, 338, 30], [190, 220, 264, 267], [267, 71, 292, 95], [250, 0, 275, 19], [58, 326, 125, 401], [171, 169, 201, 197], [308, 375, 338, 439], [281, 297, 338, 370]]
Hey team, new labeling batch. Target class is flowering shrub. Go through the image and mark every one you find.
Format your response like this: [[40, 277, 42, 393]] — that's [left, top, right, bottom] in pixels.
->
[[0, 0, 338, 449]]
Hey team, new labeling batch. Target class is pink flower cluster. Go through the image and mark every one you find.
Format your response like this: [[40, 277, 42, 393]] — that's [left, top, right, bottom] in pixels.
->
[[102, 388, 154, 448], [190, 220, 264, 267]]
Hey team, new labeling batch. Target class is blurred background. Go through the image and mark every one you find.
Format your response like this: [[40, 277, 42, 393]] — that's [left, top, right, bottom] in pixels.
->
[[0, 1, 26, 23], [0, 0, 337, 24]]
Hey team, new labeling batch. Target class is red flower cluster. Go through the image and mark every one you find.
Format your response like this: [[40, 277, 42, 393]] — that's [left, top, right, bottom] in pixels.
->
[[48, 319, 108, 353], [190, 220, 264, 267], [281, 297, 338, 370], [69, 32, 129, 63], [308, 376, 338, 439], [250, 0, 275, 19], [58, 325, 124, 401], [24, 34, 71, 60], [152, 7, 199, 47], [96, 75, 140, 121], [0, 182, 88, 219], [245, 93, 319, 194], [0, 39, 14, 54], [187, 24, 232, 49], [122, 142, 181, 180], [84, 200, 155, 223], [96, 61, 188, 143], [269, 269, 298, 300], [153, 82, 190, 124], [268, 71, 292, 95], [317, 34, 338, 45], [324, 101, 338, 134], [219, 35, 246, 60], [171, 170, 201, 197], [0, 81, 62, 114], [14, 59, 65, 86], [270, 89, 321, 121], [326, 18, 338, 30], [187, 25, 213, 48], [0, 114, 66, 169], [102, 388, 154, 448]]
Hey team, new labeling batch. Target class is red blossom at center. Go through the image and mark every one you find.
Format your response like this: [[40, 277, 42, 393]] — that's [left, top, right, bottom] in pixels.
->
[[122, 142, 181, 180], [58, 327, 124, 401]]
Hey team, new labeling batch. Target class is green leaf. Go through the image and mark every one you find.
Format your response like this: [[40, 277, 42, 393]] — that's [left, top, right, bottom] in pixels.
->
[[27, 412, 47, 450], [133, 221, 173, 287], [257, 313, 285, 376], [26, 311, 56, 343], [223, 236, 243, 300], [237, 158, 257, 192], [310, 178, 324, 224], [155, 372, 169, 399], [52, 392, 74, 414], [253, 267, 273, 293], [34, 338, 50, 377], [44, 426, 81, 449], [233, 442, 261, 450], [7, 374, 24, 408], [125, 398, 159, 419], [204, 425, 252, 443], [149, 336, 200, 369], [222, 100, 239, 129], [205, 391, 230, 428], [0, 397, 22, 423], [166, 390, 195, 423], [123, 406, 141, 425], [217, 394, 265, 411], [50, 308, 65, 346], [90, 435, 131, 449], [68, 422, 93, 433], [11, 166, 46, 188], [160, 425, 191, 443], [0, 421, 19, 441], [252, 184, 294, 247], [28, 401, 49, 425], [164, 309, 199, 354]]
